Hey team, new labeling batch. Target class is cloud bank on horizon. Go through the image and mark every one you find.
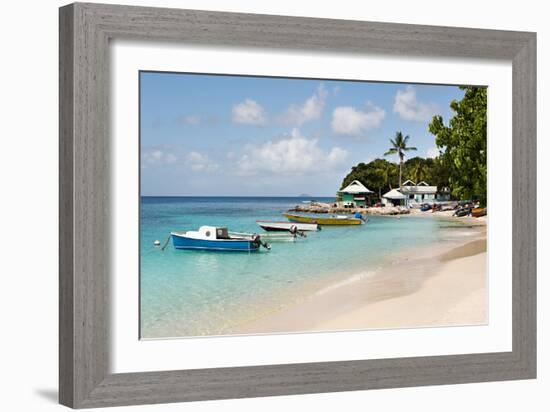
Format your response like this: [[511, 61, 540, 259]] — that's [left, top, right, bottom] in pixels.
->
[[140, 72, 464, 196]]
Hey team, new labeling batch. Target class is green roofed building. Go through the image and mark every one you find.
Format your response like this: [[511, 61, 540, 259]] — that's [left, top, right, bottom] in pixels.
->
[[338, 180, 374, 207]]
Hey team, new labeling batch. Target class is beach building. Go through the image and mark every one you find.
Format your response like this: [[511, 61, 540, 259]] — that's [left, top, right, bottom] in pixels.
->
[[399, 180, 438, 206], [338, 180, 374, 207], [382, 180, 445, 207], [382, 188, 406, 206]]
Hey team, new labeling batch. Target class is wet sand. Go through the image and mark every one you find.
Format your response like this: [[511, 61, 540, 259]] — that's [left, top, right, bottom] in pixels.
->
[[232, 229, 487, 335]]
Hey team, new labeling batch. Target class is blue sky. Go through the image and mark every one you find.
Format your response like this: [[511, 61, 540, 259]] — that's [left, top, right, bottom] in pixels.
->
[[140, 72, 464, 196]]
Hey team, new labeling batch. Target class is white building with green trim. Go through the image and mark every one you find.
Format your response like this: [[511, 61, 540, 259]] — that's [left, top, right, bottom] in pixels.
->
[[338, 180, 374, 207], [382, 180, 440, 207], [399, 180, 438, 205]]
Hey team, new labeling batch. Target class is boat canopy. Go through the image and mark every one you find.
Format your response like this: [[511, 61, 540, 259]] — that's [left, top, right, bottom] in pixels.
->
[[187, 226, 230, 240]]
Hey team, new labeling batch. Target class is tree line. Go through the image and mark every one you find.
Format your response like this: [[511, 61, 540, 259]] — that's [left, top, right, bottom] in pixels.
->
[[340, 86, 487, 204], [340, 156, 450, 200]]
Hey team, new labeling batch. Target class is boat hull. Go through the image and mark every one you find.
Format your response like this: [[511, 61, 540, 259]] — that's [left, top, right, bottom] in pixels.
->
[[256, 220, 318, 231], [171, 233, 259, 251], [284, 213, 362, 225], [471, 207, 487, 218], [259, 233, 297, 242]]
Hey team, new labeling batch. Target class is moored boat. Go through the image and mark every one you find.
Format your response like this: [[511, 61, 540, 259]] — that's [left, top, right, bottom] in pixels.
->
[[228, 230, 303, 243], [283, 213, 363, 225], [256, 232, 301, 242], [171, 226, 270, 252], [256, 220, 319, 232]]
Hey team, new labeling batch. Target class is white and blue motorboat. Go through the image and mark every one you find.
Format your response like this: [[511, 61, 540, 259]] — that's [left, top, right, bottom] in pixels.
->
[[171, 226, 270, 252]]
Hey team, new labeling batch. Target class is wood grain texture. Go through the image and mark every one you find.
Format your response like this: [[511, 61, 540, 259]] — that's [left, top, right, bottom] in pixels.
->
[[59, 4, 74, 406], [512, 35, 537, 375], [59, 2, 537, 408]]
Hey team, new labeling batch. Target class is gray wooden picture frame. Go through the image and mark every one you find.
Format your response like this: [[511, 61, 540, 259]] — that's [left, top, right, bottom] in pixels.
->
[[59, 2, 536, 408]]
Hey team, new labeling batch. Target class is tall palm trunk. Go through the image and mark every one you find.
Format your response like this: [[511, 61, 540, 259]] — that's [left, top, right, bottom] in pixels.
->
[[384, 132, 417, 191], [398, 152, 403, 188]]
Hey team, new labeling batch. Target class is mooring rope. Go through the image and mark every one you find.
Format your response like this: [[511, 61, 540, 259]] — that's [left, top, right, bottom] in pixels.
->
[[160, 234, 171, 251]]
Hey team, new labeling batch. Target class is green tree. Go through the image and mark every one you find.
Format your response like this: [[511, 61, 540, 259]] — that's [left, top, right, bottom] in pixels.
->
[[429, 86, 487, 204], [384, 132, 417, 188], [340, 158, 398, 201], [377, 161, 398, 193], [427, 157, 451, 191], [403, 156, 429, 183], [409, 161, 428, 183]]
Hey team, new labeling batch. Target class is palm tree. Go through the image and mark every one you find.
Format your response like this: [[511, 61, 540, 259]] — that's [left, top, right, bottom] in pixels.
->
[[410, 162, 427, 184], [376, 162, 395, 193], [384, 132, 417, 189]]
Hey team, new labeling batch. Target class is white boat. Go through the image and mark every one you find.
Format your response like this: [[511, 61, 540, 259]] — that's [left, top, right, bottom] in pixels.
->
[[256, 220, 319, 232], [229, 230, 303, 243]]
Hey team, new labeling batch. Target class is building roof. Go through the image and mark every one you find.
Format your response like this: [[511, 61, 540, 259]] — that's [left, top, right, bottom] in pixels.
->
[[399, 179, 437, 194], [383, 189, 406, 199], [339, 180, 373, 194]]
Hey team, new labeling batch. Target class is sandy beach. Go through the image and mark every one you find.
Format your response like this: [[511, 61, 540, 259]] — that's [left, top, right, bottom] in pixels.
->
[[232, 217, 487, 335]]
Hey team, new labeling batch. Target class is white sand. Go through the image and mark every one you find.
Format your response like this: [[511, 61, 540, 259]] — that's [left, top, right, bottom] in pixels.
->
[[233, 236, 487, 335]]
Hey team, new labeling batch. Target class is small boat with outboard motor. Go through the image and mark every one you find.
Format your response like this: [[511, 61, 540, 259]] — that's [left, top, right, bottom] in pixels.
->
[[170, 226, 270, 251], [256, 220, 319, 232]]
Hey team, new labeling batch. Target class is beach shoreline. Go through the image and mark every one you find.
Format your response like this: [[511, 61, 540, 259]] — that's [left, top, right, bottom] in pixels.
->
[[230, 221, 487, 335]]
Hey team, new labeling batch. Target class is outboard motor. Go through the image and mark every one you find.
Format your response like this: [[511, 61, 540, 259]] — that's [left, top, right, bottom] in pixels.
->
[[252, 233, 271, 250], [355, 212, 368, 223], [289, 225, 306, 238]]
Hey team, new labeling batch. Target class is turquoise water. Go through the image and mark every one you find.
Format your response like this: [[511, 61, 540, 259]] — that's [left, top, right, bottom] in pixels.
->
[[140, 197, 455, 338]]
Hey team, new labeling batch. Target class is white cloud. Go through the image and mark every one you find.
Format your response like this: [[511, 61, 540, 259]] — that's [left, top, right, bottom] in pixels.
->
[[426, 147, 440, 159], [331, 103, 386, 136], [393, 86, 439, 121], [279, 84, 328, 126], [186, 151, 219, 172], [142, 148, 177, 165], [142, 147, 219, 172], [181, 114, 201, 125], [232, 99, 267, 125], [237, 128, 348, 176]]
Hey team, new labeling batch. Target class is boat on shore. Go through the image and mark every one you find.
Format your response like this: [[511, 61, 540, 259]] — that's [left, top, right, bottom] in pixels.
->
[[171, 226, 270, 252], [471, 207, 487, 218], [256, 220, 319, 232], [284, 213, 363, 226], [453, 207, 471, 217]]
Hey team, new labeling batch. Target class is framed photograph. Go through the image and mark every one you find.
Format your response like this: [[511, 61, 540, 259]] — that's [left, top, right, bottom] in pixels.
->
[[59, 2, 536, 408]]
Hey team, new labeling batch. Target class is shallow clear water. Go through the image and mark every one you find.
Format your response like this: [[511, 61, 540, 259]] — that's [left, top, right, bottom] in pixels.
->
[[140, 197, 461, 338]]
